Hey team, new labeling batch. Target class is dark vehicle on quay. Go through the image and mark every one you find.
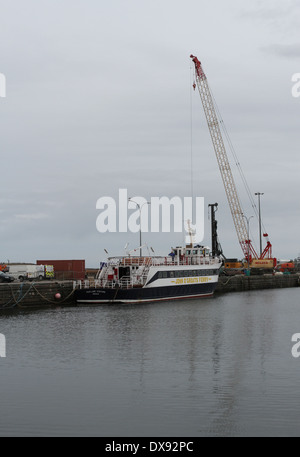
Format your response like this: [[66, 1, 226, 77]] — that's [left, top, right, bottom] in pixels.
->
[[0, 271, 15, 283]]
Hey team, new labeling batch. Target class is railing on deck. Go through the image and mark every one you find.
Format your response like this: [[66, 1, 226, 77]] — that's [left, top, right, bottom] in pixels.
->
[[111, 256, 219, 267], [75, 276, 134, 290]]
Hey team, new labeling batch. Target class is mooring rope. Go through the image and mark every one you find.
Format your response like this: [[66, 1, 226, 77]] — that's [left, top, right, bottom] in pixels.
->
[[218, 275, 245, 286], [0, 295, 15, 309], [29, 283, 75, 305], [0, 282, 36, 309], [0, 282, 75, 309]]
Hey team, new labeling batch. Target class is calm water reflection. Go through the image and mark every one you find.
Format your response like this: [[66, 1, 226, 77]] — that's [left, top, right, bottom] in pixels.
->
[[1, 288, 300, 436]]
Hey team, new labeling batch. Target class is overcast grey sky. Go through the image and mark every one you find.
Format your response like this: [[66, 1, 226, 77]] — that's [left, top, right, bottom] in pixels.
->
[[0, 0, 299, 266]]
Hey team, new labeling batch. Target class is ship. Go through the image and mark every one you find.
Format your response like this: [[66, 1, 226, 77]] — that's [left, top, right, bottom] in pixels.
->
[[74, 245, 222, 304]]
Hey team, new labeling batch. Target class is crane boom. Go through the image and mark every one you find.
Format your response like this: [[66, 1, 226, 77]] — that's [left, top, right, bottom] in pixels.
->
[[190, 54, 258, 260]]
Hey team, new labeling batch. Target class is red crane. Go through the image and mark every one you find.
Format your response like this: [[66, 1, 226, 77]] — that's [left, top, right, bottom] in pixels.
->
[[190, 54, 274, 266]]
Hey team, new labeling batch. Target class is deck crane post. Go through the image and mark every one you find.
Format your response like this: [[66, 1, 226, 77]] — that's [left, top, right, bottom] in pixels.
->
[[208, 203, 224, 259], [190, 54, 274, 266]]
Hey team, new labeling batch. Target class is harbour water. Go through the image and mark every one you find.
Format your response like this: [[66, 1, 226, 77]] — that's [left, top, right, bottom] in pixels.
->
[[1, 287, 300, 437]]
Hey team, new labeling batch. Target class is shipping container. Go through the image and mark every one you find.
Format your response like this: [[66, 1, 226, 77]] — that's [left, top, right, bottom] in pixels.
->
[[36, 260, 85, 280]]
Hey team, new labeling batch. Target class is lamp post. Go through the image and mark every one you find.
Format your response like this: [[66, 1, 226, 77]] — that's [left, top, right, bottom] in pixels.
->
[[128, 199, 151, 257], [255, 192, 264, 257], [243, 214, 254, 272]]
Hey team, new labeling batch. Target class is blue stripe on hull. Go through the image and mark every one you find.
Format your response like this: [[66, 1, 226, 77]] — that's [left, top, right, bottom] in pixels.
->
[[75, 282, 218, 303]]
